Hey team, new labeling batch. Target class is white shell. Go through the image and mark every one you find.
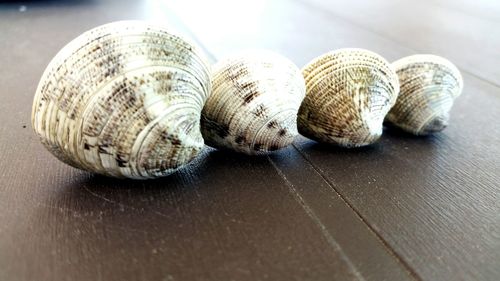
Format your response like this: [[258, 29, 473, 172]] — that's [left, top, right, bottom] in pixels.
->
[[386, 54, 463, 135], [201, 50, 306, 154], [31, 21, 211, 179], [298, 48, 400, 147]]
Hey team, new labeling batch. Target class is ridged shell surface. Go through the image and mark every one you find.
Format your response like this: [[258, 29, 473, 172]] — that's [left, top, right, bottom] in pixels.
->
[[31, 21, 211, 179], [298, 48, 400, 147], [386, 54, 463, 135], [201, 50, 306, 154]]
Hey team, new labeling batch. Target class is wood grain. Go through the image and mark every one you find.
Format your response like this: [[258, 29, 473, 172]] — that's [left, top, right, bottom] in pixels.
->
[[0, 147, 366, 280], [293, 75, 500, 280], [268, 148, 414, 281]]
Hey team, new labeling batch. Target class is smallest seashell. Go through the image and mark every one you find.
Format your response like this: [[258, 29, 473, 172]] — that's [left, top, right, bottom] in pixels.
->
[[386, 54, 463, 135]]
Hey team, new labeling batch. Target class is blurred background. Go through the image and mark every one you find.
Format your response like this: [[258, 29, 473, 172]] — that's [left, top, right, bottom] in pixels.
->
[[1, 0, 499, 82]]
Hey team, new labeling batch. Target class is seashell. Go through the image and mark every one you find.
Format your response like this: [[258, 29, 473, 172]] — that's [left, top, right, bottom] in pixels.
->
[[201, 50, 306, 154], [298, 48, 400, 147], [31, 21, 211, 179], [386, 54, 463, 135]]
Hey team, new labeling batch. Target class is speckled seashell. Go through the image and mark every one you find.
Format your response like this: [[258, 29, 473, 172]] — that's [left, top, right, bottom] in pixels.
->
[[298, 48, 400, 147], [386, 55, 463, 135], [201, 50, 306, 154], [31, 21, 211, 179]]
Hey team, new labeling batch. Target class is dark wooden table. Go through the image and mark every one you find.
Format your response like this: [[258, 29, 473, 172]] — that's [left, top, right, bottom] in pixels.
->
[[1, 0, 499, 280]]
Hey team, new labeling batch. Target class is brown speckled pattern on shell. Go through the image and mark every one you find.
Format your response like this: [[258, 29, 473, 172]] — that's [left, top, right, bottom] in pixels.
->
[[298, 48, 400, 147], [386, 54, 463, 135], [201, 50, 305, 154], [31, 21, 211, 179]]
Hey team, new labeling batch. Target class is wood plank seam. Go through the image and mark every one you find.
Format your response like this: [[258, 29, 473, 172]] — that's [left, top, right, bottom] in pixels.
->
[[266, 155, 366, 281], [292, 0, 500, 90], [291, 143, 424, 281]]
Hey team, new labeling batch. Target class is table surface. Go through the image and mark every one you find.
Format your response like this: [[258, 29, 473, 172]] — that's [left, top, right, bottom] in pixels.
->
[[0, 0, 499, 280]]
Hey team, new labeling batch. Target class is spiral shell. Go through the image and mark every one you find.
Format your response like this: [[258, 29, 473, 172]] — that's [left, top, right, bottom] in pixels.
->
[[31, 21, 211, 179], [201, 50, 306, 154], [386, 55, 463, 135], [298, 48, 400, 147]]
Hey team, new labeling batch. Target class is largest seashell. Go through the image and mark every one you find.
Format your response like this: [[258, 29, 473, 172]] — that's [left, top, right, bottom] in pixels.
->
[[31, 21, 211, 179], [386, 54, 463, 135], [298, 48, 400, 147], [201, 50, 306, 154]]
